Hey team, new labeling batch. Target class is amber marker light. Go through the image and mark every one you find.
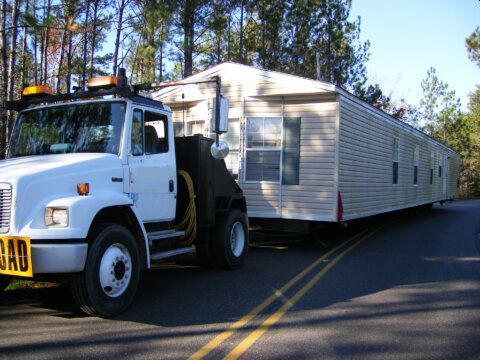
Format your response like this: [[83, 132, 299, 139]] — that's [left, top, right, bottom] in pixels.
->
[[77, 183, 90, 196], [22, 85, 53, 97], [87, 75, 117, 89]]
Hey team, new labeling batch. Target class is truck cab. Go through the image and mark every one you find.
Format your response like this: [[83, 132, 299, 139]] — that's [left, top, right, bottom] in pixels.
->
[[0, 73, 248, 317]]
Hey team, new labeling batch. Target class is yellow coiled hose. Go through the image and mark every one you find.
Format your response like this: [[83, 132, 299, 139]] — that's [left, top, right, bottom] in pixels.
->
[[175, 170, 197, 246]]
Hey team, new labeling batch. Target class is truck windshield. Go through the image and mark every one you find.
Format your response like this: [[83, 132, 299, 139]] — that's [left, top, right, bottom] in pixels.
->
[[8, 101, 125, 158]]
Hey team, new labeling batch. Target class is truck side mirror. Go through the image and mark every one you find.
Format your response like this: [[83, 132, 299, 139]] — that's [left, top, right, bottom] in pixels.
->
[[212, 97, 229, 133], [210, 140, 229, 160]]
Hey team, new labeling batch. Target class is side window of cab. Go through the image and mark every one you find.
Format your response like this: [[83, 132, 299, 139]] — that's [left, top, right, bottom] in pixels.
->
[[144, 111, 168, 154], [131, 109, 143, 156], [130, 109, 169, 156]]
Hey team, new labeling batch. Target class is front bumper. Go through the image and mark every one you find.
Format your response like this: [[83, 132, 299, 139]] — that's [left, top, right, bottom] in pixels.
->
[[31, 241, 88, 274]]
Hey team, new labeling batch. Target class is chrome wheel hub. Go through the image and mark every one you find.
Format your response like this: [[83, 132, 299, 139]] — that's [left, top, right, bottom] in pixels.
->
[[99, 243, 132, 298], [230, 221, 245, 257]]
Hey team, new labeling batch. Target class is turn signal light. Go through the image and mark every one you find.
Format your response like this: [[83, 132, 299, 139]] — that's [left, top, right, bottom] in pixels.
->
[[77, 183, 90, 196], [22, 85, 53, 97], [87, 75, 117, 90]]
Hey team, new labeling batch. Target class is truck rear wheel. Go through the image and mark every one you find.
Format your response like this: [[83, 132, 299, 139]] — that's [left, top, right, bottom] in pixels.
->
[[71, 224, 140, 317], [212, 209, 249, 269], [0, 276, 11, 293]]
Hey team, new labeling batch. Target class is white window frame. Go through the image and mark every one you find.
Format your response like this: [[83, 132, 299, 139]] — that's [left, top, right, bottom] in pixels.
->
[[222, 118, 241, 177], [413, 145, 419, 186], [392, 137, 399, 185], [243, 117, 283, 184]]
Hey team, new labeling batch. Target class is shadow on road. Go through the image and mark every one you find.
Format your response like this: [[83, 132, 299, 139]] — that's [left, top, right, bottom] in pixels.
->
[[0, 202, 479, 360]]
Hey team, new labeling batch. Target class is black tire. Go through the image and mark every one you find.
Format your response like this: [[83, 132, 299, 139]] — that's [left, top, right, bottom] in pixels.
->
[[195, 229, 217, 269], [0, 276, 11, 293], [71, 224, 141, 317], [212, 209, 249, 269]]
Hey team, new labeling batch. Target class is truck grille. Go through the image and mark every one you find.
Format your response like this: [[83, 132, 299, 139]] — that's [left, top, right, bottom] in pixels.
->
[[0, 183, 12, 233]]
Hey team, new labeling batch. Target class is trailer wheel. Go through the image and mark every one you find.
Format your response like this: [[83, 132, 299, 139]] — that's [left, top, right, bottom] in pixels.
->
[[0, 276, 11, 293], [71, 224, 140, 317], [213, 209, 249, 269]]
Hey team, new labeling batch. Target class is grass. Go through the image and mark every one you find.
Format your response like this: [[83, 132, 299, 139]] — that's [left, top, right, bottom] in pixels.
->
[[6, 280, 59, 291]]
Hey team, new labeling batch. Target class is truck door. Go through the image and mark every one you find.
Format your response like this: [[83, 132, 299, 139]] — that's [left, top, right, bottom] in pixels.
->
[[127, 108, 177, 222]]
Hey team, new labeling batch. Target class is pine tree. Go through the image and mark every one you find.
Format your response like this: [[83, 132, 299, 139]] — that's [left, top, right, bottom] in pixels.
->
[[466, 27, 480, 68], [310, 0, 369, 90], [420, 67, 447, 136]]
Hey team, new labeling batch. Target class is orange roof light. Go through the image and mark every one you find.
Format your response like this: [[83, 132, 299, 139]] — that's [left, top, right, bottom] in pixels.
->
[[87, 75, 117, 90], [22, 85, 53, 97]]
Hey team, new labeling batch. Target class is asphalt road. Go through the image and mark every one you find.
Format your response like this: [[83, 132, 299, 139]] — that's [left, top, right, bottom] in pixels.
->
[[1, 200, 479, 360]]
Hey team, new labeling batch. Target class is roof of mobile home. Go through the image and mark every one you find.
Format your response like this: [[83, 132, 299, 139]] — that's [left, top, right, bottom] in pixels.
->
[[152, 62, 458, 155]]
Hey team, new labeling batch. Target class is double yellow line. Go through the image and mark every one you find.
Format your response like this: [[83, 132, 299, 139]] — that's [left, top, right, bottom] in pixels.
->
[[189, 223, 388, 360]]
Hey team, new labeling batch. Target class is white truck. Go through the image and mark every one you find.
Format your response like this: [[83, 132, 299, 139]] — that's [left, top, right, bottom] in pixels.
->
[[0, 70, 248, 317]]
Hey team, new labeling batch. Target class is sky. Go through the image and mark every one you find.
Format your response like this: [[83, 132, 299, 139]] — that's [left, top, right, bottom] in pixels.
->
[[349, 0, 480, 110]]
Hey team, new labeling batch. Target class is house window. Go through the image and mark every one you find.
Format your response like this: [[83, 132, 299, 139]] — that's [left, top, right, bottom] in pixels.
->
[[413, 145, 419, 185], [438, 153, 442, 177], [187, 120, 205, 136], [393, 138, 399, 184], [173, 122, 184, 137], [245, 117, 282, 182], [221, 118, 240, 177], [430, 152, 434, 185]]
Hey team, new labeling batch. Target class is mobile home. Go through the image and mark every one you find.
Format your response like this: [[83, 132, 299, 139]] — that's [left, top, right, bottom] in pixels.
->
[[153, 63, 459, 225]]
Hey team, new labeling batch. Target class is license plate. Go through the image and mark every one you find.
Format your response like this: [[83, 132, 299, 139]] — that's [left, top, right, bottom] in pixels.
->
[[0, 236, 33, 278]]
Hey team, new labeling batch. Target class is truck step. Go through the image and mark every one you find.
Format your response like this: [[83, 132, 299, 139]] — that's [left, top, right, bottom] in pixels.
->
[[150, 247, 195, 262], [147, 229, 185, 245]]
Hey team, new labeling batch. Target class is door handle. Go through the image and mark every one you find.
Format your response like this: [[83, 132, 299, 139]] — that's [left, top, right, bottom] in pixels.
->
[[169, 180, 174, 192]]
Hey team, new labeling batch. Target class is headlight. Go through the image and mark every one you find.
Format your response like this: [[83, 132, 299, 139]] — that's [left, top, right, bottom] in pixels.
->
[[45, 207, 69, 227]]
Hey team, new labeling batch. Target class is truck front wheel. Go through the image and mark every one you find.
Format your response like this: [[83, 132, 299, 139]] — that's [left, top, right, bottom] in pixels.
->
[[213, 209, 249, 269], [71, 224, 140, 317]]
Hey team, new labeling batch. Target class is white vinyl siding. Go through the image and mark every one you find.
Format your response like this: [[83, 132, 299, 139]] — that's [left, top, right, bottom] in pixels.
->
[[242, 95, 337, 220], [155, 63, 460, 223], [338, 95, 460, 220]]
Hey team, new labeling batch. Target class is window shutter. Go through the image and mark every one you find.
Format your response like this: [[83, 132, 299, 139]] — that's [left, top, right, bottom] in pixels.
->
[[282, 117, 301, 185]]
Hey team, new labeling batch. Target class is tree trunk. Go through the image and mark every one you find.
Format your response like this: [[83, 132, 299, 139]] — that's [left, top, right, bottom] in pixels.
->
[[158, 25, 164, 82], [0, 0, 8, 95], [6, 0, 20, 149], [112, 0, 126, 76], [239, 1, 244, 64], [81, 0, 91, 89], [21, 0, 30, 87], [227, 13, 231, 62], [183, 0, 195, 78], [66, 26, 73, 93], [0, 0, 8, 156], [7, 0, 20, 100], [39, 0, 45, 83], [33, 34, 38, 84], [89, 0, 98, 77], [56, 27, 67, 93], [42, 0, 52, 84]]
